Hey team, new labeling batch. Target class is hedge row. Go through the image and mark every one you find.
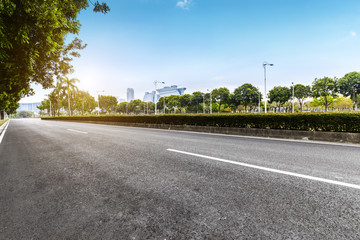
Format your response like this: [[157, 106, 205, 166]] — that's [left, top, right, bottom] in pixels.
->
[[42, 112, 360, 133]]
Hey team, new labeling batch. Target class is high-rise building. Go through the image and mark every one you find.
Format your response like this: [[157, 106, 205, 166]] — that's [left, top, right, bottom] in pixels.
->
[[127, 88, 135, 102], [143, 85, 186, 103], [17, 102, 41, 114]]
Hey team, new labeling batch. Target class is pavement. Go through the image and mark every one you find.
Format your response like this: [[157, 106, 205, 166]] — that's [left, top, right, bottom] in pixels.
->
[[1, 118, 360, 239]]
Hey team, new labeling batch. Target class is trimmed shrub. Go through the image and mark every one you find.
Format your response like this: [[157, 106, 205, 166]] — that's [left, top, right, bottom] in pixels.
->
[[42, 112, 360, 133]]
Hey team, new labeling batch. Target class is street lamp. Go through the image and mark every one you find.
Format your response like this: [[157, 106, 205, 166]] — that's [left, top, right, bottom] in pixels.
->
[[263, 61, 274, 113], [292, 82, 295, 113], [154, 81, 165, 115], [258, 88, 261, 113], [96, 90, 104, 116], [207, 89, 212, 114], [202, 94, 205, 114]]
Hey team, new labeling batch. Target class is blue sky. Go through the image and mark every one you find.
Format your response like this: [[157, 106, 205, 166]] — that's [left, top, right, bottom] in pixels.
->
[[22, 0, 360, 102]]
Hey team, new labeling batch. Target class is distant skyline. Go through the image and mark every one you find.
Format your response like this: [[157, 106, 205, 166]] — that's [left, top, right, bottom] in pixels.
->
[[21, 0, 360, 103]]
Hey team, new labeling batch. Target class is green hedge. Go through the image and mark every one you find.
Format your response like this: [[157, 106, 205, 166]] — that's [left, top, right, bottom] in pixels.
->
[[42, 112, 360, 133]]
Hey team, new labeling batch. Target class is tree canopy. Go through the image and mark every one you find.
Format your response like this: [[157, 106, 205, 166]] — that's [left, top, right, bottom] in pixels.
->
[[337, 72, 360, 110], [233, 84, 261, 111], [312, 77, 337, 111], [268, 86, 291, 111], [0, 0, 109, 114]]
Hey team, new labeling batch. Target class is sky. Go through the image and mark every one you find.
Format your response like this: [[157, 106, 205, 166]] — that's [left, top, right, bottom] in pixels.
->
[[21, 0, 360, 103]]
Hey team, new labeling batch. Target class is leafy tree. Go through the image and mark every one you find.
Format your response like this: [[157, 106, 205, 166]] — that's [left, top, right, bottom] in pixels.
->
[[268, 86, 291, 112], [0, 0, 109, 114], [292, 84, 311, 111], [211, 87, 230, 112], [59, 77, 79, 115], [116, 102, 129, 114], [99, 95, 117, 113], [333, 96, 353, 110], [233, 84, 261, 111], [312, 77, 338, 111], [15, 110, 33, 118], [190, 91, 204, 113], [37, 99, 51, 115], [74, 91, 97, 115], [128, 99, 145, 114], [337, 72, 360, 110], [179, 94, 191, 112]]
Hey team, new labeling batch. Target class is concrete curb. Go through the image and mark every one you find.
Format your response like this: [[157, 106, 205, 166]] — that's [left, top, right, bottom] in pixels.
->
[[42, 119, 360, 144]]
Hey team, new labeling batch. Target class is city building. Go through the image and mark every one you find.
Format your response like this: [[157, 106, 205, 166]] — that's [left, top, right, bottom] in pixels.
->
[[127, 88, 135, 102], [143, 85, 186, 103], [17, 102, 41, 114]]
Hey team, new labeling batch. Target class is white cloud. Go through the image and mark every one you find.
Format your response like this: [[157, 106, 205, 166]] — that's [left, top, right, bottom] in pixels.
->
[[350, 31, 357, 37], [176, 0, 192, 10]]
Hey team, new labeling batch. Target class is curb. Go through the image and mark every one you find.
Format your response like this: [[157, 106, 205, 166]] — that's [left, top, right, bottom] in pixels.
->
[[42, 119, 360, 144]]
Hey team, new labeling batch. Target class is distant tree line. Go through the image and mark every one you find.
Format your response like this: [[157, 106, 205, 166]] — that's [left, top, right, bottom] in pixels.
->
[[37, 71, 360, 116]]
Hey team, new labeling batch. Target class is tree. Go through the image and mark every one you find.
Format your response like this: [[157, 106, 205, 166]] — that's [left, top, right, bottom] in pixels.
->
[[312, 77, 338, 111], [337, 72, 360, 110], [59, 77, 79, 116], [15, 110, 33, 118], [211, 88, 230, 112], [179, 94, 191, 112], [292, 84, 311, 111], [116, 102, 129, 114], [128, 99, 145, 114], [99, 95, 118, 113], [74, 91, 97, 115], [190, 91, 204, 113], [37, 99, 51, 116], [233, 84, 261, 111], [0, 0, 109, 114], [268, 86, 291, 112]]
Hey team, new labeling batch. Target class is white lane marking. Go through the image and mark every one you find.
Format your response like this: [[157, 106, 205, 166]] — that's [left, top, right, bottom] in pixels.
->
[[167, 148, 360, 190], [0, 120, 10, 144], [99, 124, 360, 148], [66, 129, 88, 134]]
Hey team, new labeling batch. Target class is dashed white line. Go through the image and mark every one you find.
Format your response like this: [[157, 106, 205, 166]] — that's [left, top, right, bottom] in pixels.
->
[[66, 129, 88, 134], [167, 148, 360, 190]]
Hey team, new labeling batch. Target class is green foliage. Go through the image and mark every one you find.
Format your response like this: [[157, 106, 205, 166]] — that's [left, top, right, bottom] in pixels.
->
[[15, 110, 33, 118], [337, 72, 360, 109], [292, 84, 311, 111], [268, 86, 291, 111], [74, 90, 97, 115], [312, 77, 337, 111], [43, 112, 360, 133], [0, 0, 109, 114], [211, 87, 230, 112], [233, 84, 261, 111], [99, 95, 118, 113]]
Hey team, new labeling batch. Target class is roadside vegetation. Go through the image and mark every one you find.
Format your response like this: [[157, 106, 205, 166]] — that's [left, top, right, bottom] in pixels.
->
[[0, 119, 8, 127], [43, 112, 360, 133], [37, 71, 360, 116]]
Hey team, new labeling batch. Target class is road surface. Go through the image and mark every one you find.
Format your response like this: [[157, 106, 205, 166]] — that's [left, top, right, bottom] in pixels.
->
[[1, 119, 360, 239]]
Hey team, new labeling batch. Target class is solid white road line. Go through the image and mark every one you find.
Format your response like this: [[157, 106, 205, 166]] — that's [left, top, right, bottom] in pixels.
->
[[66, 129, 88, 134], [167, 148, 360, 190], [101, 124, 360, 148], [0, 120, 10, 144]]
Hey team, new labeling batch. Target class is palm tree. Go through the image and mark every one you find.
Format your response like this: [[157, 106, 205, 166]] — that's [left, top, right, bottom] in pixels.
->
[[59, 77, 79, 116]]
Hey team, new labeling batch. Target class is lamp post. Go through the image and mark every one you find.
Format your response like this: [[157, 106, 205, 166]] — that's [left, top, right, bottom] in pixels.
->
[[96, 90, 104, 116], [154, 81, 165, 115], [258, 89, 261, 113], [202, 94, 205, 114], [163, 96, 166, 114], [292, 82, 295, 113], [207, 89, 212, 114], [263, 62, 274, 113]]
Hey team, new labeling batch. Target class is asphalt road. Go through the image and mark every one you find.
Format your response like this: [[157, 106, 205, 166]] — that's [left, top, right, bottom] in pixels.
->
[[1, 119, 360, 239]]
